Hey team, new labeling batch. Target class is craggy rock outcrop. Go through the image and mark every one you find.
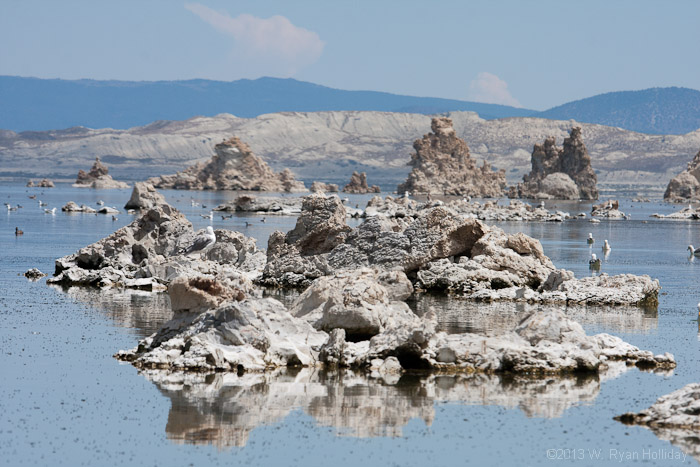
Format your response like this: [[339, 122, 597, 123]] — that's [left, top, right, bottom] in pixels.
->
[[664, 149, 700, 202], [49, 199, 266, 290], [73, 157, 129, 189], [591, 199, 626, 218], [168, 276, 246, 314], [261, 194, 660, 306], [511, 128, 598, 200], [62, 201, 96, 213], [342, 172, 380, 194], [651, 205, 700, 220], [124, 182, 166, 210], [116, 298, 328, 371], [214, 195, 302, 216], [26, 178, 54, 188], [149, 137, 306, 192], [397, 117, 506, 197], [615, 383, 700, 461], [290, 268, 415, 339], [310, 181, 339, 193]]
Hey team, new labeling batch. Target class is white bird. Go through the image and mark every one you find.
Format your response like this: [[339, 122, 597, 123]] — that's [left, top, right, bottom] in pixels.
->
[[539, 201, 545, 209], [96, 200, 104, 206], [38, 200, 47, 207], [602, 240, 611, 252], [342, 197, 349, 204], [190, 199, 199, 207], [183, 226, 216, 256], [589, 253, 601, 269], [44, 207, 56, 214], [688, 245, 700, 256], [200, 211, 213, 220], [403, 191, 410, 199], [587, 233, 594, 245]]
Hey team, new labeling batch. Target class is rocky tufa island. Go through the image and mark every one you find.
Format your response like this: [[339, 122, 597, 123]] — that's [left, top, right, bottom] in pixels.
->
[[342, 171, 380, 194], [149, 136, 306, 192], [509, 127, 598, 200], [397, 117, 506, 197], [664, 149, 700, 202], [73, 157, 129, 189]]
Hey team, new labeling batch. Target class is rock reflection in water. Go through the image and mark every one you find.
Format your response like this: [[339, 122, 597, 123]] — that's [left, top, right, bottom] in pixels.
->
[[53, 285, 173, 337], [411, 294, 658, 335], [142, 366, 633, 449]]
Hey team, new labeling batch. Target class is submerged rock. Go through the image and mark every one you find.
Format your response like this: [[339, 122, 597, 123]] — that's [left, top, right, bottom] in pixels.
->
[[342, 171, 380, 194], [124, 182, 167, 210], [213, 195, 302, 216], [511, 128, 598, 200], [73, 157, 129, 189], [149, 137, 306, 192], [24, 268, 46, 280], [664, 149, 700, 202], [397, 117, 506, 196], [26, 178, 55, 188]]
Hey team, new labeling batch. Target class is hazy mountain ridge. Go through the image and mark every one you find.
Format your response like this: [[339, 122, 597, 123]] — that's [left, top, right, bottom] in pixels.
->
[[0, 76, 534, 132], [538, 87, 700, 135], [2, 111, 698, 190]]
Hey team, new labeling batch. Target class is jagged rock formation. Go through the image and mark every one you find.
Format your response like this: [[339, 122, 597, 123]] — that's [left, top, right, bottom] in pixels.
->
[[342, 172, 380, 194], [591, 199, 626, 218], [26, 178, 54, 188], [124, 182, 166, 210], [511, 127, 598, 200], [664, 149, 700, 202], [310, 181, 339, 193], [74, 157, 129, 189], [49, 194, 266, 290], [261, 194, 660, 306], [149, 137, 306, 192], [213, 195, 302, 216], [62, 201, 96, 213], [397, 117, 506, 196]]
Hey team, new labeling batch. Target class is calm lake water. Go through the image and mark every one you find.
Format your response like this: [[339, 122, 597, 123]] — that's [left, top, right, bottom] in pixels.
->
[[2, 182, 700, 466]]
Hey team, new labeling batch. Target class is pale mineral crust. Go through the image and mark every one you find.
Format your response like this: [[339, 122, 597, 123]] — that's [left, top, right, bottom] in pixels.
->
[[397, 117, 506, 197], [149, 137, 306, 192]]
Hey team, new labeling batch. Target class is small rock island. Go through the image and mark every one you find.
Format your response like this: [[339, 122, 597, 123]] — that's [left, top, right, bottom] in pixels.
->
[[149, 137, 306, 192], [73, 157, 129, 189], [664, 149, 700, 202]]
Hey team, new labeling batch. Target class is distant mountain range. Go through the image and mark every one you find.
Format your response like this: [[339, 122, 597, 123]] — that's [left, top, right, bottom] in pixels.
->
[[538, 87, 700, 135], [1, 76, 699, 135]]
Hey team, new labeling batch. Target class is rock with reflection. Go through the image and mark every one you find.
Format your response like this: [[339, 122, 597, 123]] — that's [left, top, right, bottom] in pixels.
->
[[26, 178, 55, 188], [141, 365, 646, 448], [49, 198, 266, 290], [117, 297, 327, 371], [591, 199, 626, 218], [616, 383, 700, 461], [310, 181, 339, 193], [359, 308, 674, 374]]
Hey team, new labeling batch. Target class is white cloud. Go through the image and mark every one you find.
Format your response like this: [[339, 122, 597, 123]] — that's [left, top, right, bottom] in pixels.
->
[[185, 3, 324, 77], [467, 72, 521, 107]]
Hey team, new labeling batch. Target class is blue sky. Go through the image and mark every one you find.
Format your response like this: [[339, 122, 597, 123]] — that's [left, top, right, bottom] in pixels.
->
[[1, 0, 698, 110]]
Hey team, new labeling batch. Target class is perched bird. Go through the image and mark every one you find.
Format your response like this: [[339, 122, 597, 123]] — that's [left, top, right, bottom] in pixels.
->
[[689, 245, 700, 257], [96, 200, 104, 206], [200, 211, 213, 220], [183, 226, 216, 256], [111, 215, 118, 221], [403, 191, 410, 199], [589, 253, 601, 269], [15, 227, 23, 236], [342, 197, 349, 204], [602, 240, 611, 252], [587, 233, 594, 245], [539, 201, 545, 209], [44, 207, 56, 214]]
